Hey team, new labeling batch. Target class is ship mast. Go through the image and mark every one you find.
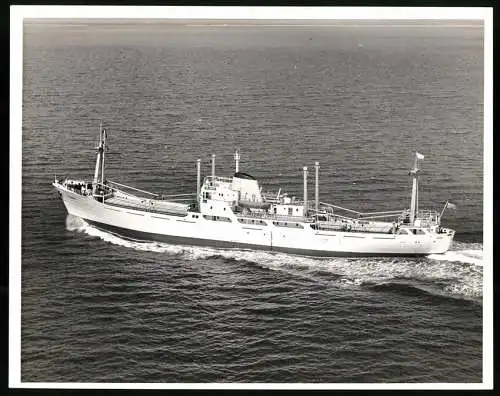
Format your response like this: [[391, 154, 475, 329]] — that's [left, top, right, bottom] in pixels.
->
[[409, 152, 424, 224], [315, 162, 319, 215], [196, 158, 201, 206], [101, 125, 106, 187], [234, 149, 240, 173], [303, 166, 308, 215], [93, 121, 105, 194]]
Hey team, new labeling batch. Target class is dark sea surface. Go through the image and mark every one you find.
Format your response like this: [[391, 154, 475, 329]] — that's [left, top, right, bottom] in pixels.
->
[[21, 21, 484, 383]]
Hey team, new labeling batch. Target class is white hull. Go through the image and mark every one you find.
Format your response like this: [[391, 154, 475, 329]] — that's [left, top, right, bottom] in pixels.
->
[[55, 183, 454, 257]]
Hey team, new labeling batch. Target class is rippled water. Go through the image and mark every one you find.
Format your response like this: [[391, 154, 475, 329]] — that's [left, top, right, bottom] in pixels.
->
[[21, 20, 483, 383]]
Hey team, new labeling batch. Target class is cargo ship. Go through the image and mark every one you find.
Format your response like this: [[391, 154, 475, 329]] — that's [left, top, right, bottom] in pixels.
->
[[53, 123, 455, 256]]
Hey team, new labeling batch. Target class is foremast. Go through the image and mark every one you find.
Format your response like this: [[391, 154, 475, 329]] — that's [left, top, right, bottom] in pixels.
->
[[409, 152, 424, 225], [93, 121, 107, 195]]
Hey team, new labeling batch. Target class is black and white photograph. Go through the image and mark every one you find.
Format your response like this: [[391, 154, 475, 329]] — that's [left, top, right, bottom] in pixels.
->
[[10, 6, 492, 389]]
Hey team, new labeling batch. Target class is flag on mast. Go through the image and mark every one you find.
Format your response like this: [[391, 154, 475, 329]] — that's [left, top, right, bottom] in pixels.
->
[[446, 202, 457, 209], [416, 152, 425, 160]]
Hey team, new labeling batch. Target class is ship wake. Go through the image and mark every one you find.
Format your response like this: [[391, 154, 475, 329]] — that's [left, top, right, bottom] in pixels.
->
[[66, 215, 483, 301], [427, 245, 483, 267]]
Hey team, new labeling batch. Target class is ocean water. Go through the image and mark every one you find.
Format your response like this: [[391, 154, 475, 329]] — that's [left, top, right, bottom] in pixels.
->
[[21, 20, 484, 383]]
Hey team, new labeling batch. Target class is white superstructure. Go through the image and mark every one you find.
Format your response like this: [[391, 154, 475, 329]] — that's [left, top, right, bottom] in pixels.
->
[[53, 123, 455, 257]]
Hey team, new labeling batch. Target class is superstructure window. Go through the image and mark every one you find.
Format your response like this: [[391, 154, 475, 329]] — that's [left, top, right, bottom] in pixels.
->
[[237, 218, 267, 226], [203, 215, 232, 222], [273, 221, 304, 229]]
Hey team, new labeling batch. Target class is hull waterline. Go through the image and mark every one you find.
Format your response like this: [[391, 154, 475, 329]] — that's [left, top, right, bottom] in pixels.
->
[[56, 184, 454, 258]]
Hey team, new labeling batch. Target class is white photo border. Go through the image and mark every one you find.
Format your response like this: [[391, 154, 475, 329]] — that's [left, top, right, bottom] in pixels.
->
[[9, 5, 493, 390]]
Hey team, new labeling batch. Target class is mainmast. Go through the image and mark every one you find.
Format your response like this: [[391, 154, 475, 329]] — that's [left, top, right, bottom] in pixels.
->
[[409, 152, 424, 224], [303, 166, 308, 215], [315, 162, 320, 215]]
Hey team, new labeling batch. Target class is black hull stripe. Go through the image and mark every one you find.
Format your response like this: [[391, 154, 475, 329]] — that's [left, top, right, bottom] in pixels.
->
[[82, 219, 428, 258]]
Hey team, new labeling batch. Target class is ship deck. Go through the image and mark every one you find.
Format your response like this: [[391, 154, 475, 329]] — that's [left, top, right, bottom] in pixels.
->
[[104, 196, 189, 217]]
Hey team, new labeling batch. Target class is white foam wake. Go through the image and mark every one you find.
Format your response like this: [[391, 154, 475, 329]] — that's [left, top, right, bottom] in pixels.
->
[[64, 215, 483, 299], [66, 214, 187, 255], [428, 249, 483, 267]]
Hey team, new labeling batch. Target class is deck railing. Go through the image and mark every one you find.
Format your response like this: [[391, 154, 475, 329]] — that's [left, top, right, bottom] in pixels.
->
[[107, 180, 159, 197], [236, 211, 314, 223], [205, 175, 233, 183]]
